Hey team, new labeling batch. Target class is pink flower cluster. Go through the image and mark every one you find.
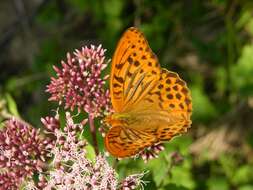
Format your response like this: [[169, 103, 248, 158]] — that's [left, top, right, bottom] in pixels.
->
[[139, 144, 165, 163], [0, 45, 152, 189], [37, 113, 143, 190], [120, 172, 147, 190], [0, 171, 22, 190], [46, 45, 111, 117], [0, 118, 54, 188]]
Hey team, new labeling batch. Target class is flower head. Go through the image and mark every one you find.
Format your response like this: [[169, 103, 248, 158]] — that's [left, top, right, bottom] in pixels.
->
[[119, 172, 148, 190], [170, 151, 184, 165], [138, 143, 165, 163], [35, 113, 146, 190], [0, 171, 23, 190], [46, 45, 111, 117], [42, 113, 118, 190], [0, 118, 55, 188]]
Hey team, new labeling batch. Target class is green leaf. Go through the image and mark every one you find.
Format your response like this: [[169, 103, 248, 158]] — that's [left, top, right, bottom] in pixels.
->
[[236, 10, 252, 30], [85, 143, 96, 161], [169, 163, 195, 189], [191, 85, 218, 122], [238, 185, 253, 190], [232, 165, 253, 185], [165, 136, 193, 155], [246, 18, 253, 36], [231, 44, 253, 96], [207, 176, 229, 190], [68, 0, 87, 12], [163, 183, 190, 190], [5, 93, 20, 117], [219, 154, 237, 180], [147, 156, 168, 186], [215, 66, 227, 96]]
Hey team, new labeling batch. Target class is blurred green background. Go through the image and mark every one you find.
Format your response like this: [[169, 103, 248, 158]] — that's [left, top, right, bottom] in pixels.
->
[[1, 0, 253, 190]]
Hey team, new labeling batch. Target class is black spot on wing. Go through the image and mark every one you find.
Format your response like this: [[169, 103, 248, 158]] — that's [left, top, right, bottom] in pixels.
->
[[185, 98, 191, 105], [114, 75, 124, 83], [134, 60, 140, 66], [176, 93, 182, 100], [179, 103, 184, 109], [167, 72, 177, 78], [158, 84, 163, 89], [166, 78, 171, 84], [173, 85, 178, 90], [113, 83, 121, 88], [114, 90, 122, 95], [127, 57, 133, 64], [167, 94, 173, 99], [181, 87, 188, 95], [116, 62, 124, 69], [141, 55, 147, 60]]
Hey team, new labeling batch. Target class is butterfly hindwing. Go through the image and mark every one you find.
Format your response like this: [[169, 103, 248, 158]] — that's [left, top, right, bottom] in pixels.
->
[[138, 69, 192, 113], [105, 124, 157, 158], [133, 68, 192, 141]]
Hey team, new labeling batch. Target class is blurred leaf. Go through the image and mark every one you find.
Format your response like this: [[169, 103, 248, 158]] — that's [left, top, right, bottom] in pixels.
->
[[36, 1, 63, 24], [246, 18, 253, 36], [231, 44, 253, 96], [163, 183, 190, 190], [239, 185, 253, 190], [232, 165, 253, 185], [104, 0, 124, 18], [207, 176, 229, 190], [211, 0, 226, 6], [191, 85, 218, 122], [219, 154, 237, 180], [236, 8, 253, 36], [146, 156, 168, 186], [68, 0, 87, 12], [169, 164, 195, 189], [246, 131, 253, 148], [236, 10, 252, 30], [85, 143, 96, 161], [143, 173, 158, 190], [215, 66, 227, 96], [99, 0, 124, 50], [5, 93, 20, 117], [165, 136, 193, 154]]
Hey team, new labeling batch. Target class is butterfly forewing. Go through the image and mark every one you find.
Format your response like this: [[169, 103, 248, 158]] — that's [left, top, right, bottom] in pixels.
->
[[110, 27, 161, 112]]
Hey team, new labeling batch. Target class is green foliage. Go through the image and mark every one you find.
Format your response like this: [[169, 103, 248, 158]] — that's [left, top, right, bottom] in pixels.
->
[[2, 0, 253, 189], [231, 44, 253, 96], [163, 184, 190, 190], [191, 85, 218, 122], [5, 93, 20, 117], [207, 176, 229, 190], [85, 143, 96, 161]]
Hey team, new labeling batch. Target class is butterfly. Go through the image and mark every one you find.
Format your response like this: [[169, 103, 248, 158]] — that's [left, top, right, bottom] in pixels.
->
[[104, 27, 192, 158]]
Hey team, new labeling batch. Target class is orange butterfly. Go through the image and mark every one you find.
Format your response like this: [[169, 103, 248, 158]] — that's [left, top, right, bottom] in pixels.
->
[[104, 27, 192, 158]]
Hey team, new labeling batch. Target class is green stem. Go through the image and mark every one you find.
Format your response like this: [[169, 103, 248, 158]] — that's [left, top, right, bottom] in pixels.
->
[[88, 114, 99, 155]]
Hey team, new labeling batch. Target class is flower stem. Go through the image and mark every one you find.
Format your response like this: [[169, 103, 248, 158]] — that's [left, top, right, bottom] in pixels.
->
[[88, 114, 99, 155]]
